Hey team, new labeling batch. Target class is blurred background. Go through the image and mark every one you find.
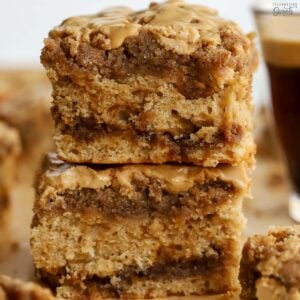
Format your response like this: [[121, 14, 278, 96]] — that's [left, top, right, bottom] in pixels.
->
[[0, 0, 268, 105], [0, 0, 298, 281]]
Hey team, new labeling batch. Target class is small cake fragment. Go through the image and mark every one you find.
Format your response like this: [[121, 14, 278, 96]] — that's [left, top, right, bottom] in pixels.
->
[[240, 226, 300, 300]]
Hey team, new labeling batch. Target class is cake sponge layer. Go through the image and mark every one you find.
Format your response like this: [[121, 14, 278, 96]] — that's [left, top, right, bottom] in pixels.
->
[[31, 153, 249, 298]]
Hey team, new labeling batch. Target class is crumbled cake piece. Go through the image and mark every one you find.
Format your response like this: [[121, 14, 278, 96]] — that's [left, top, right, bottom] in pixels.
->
[[41, 0, 257, 166], [240, 226, 300, 300], [0, 121, 21, 225], [31, 153, 249, 298], [0, 275, 54, 300], [0, 70, 53, 178]]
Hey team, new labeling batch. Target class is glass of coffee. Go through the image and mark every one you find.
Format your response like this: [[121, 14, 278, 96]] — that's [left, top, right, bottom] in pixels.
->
[[253, 3, 300, 221]]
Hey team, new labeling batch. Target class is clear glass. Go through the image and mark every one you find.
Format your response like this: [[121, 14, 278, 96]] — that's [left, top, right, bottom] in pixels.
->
[[253, 2, 300, 222]]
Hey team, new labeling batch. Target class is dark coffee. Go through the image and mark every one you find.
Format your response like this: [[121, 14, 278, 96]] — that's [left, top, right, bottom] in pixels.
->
[[254, 12, 300, 220], [267, 63, 300, 192]]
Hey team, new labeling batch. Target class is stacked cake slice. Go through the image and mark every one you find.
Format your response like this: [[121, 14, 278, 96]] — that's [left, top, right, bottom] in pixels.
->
[[31, 0, 257, 298], [42, 0, 256, 167], [32, 154, 249, 298]]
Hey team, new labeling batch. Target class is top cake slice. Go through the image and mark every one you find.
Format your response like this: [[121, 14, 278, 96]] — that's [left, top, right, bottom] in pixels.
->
[[42, 0, 257, 166]]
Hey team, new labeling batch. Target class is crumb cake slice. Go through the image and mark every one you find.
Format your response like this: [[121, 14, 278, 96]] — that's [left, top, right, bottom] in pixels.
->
[[0, 121, 21, 226], [0, 275, 54, 300], [31, 153, 249, 298], [41, 0, 257, 166], [240, 226, 300, 300]]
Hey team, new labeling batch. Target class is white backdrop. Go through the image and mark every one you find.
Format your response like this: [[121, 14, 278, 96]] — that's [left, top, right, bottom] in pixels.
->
[[0, 0, 268, 103]]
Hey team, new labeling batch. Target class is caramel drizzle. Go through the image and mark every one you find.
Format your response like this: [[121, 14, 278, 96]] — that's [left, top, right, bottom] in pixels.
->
[[58, 0, 230, 50]]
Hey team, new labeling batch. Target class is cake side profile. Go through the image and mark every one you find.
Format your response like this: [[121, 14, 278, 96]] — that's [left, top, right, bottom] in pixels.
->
[[0, 275, 55, 300], [31, 153, 249, 298], [42, 0, 257, 166], [239, 226, 300, 300]]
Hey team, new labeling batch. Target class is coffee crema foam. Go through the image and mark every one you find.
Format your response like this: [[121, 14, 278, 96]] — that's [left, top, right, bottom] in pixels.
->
[[256, 14, 300, 67]]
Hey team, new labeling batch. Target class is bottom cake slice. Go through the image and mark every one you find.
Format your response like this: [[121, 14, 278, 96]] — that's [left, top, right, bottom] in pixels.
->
[[240, 226, 300, 300], [31, 153, 249, 299]]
